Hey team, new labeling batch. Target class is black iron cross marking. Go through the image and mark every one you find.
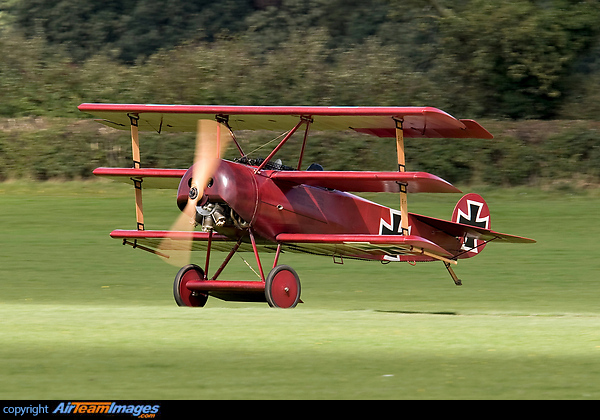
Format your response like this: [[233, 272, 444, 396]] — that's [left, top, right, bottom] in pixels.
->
[[380, 212, 402, 235], [457, 202, 489, 251]]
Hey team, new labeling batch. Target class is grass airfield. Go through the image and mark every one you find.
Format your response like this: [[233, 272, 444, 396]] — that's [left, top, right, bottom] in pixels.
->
[[1, 181, 599, 399]]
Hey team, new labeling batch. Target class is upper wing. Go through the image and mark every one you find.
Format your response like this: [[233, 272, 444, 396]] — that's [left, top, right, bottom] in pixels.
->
[[270, 170, 461, 193], [78, 104, 493, 139]]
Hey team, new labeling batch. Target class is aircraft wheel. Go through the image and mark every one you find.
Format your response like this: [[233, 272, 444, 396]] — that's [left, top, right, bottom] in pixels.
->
[[265, 265, 301, 308], [173, 264, 208, 307]]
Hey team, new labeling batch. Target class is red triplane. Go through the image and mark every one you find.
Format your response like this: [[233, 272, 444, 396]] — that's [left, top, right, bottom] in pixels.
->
[[79, 104, 535, 308]]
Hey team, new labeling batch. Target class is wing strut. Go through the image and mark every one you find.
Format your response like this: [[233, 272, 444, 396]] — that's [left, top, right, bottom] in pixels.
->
[[255, 116, 312, 173], [394, 118, 409, 235], [296, 117, 313, 170], [128, 113, 144, 231], [216, 114, 245, 157]]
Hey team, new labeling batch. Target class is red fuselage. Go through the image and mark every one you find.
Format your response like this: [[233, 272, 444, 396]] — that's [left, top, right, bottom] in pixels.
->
[[177, 160, 463, 261]]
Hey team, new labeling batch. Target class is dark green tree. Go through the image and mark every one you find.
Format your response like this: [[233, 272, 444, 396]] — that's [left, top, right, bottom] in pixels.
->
[[11, 0, 255, 62], [414, 0, 600, 118]]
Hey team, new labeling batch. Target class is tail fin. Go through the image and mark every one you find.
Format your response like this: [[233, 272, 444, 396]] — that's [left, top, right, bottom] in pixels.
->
[[452, 193, 491, 257]]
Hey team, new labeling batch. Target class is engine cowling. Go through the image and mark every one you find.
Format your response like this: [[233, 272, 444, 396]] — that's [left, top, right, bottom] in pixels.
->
[[176, 160, 258, 234]]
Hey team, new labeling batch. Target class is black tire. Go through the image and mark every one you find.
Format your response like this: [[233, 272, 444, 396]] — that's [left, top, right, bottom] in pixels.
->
[[173, 264, 209, 307]]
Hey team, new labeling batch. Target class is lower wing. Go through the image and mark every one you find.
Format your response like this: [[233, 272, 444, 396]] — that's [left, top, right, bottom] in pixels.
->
[[109, 230, 457, 264], [275, 233, 457, 264]]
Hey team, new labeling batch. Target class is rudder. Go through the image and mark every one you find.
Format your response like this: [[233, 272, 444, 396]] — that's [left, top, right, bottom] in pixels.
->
[[452, 193, 491, 257]]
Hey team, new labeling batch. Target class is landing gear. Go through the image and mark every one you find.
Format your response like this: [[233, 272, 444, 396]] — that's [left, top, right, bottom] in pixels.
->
[[173, 264, 209, 307], [265, 265, 301, 308], [172, 231, 302, 308]]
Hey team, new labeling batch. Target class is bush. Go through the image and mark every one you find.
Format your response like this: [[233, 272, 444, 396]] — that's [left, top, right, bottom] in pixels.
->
[[1, 116, 600, 187], [543, 126, 600, 180]]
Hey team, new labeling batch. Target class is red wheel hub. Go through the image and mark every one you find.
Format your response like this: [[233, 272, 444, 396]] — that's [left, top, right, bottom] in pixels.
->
[[265, 265, 301, 308]]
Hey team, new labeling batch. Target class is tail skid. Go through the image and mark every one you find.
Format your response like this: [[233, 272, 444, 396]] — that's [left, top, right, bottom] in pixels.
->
[[444, 262, 462, 286], [443, 193, 490, 286], [438, 192, 534, 286]]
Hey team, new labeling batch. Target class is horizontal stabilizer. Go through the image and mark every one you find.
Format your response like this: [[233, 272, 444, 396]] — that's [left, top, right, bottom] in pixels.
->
[[270, 171, 461, 193], [94, 167, 186, 189], [411, 213, 536, 244]]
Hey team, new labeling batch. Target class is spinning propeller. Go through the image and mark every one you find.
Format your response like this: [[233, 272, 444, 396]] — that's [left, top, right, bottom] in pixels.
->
[[159, 119, 232, 266]]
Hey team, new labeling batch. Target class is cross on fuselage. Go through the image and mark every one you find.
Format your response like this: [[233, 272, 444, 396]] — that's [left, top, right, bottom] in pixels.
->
[[380, 212, 403, 235]]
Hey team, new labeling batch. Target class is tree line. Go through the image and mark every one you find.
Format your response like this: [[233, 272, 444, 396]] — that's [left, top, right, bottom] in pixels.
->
[[0, 0, 599, 186], [2, 0, 600, 120]]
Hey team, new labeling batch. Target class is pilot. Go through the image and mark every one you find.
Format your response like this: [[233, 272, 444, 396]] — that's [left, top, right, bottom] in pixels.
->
[[306, 163, 324, 171]]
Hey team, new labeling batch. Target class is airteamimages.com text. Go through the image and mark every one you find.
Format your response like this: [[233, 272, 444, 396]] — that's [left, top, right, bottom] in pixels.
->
[[2, 402, 161, 417]]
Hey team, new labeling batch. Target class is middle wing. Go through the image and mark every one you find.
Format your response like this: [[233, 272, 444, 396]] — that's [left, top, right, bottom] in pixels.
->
[[270, 171, 461, 193], [94, 167, 186, 189], [93, 166, 461, 194]]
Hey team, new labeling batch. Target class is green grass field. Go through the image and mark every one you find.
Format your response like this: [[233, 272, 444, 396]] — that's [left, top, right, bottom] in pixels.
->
[[1, 181, 599, 399]]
